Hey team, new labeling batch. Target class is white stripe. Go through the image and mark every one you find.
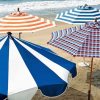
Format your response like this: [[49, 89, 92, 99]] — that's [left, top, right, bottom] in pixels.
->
[[0, 23, 55, 33], [69, 9, 100, 15], [0, 18, 45, 26], [15, 39, 69, 83], [74, 8, 98, 12], [55, 14, 59, 19], [0, 20, 53, 30], [55, 18, 84, 25], [65, 12, 100, 19], [8, 88, 38, 100], [8, 38, 38, 95], [5, 14, 33, 19], [0, 37, 7, 49], [56, 13, 100, 22], [0, 16, 39, 22]]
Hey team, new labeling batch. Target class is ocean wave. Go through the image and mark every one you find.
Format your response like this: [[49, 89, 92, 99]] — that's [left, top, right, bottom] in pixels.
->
[[0, 0, 99, 13]]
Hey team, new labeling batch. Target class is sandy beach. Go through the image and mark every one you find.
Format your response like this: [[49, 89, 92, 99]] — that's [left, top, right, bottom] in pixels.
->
[[0, 0, 100, 100], [3, 20, 99, 100]]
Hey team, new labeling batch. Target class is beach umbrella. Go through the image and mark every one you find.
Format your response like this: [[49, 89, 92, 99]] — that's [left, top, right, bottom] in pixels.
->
[[48, 20, 100, 100], [55, 4, 100, 24], [0, 32, 77, 100], [0, 8, 56, 38]]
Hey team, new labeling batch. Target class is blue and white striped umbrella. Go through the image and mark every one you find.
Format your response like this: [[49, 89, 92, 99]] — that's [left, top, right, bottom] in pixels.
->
[[55, 4, 100, 24], [0, 32, 77, 100]]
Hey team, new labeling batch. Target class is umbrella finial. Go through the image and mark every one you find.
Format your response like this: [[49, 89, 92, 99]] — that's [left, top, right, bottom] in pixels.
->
[[84, 4, 88, 7], [7, 32, 12, 36], [83, 4, 88, 9], [17, 8, 20, 12], [95, 18, 98, 22]]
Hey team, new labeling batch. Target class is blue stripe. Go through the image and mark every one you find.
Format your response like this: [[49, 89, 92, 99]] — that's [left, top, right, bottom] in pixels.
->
[[13, 38, 67, 96], [56, 15, 98, 24], [72, 9, 98, 13], [59, 12, 100, 20], [56, 15, 84, 23], [0, 36, 7, 42], [0, 37, 9, 97], [14, 37, 56, 55], [63, 15, 99, 20], [40, 83, 67, 96], [15, 38, 77, 78], [0, 94, 7, 100], [77, 7, 94, 10], [66, 11, 100, 17]]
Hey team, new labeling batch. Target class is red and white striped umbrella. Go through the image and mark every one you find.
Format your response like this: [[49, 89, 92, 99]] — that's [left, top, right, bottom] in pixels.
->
[[0, 9, 56, 33]]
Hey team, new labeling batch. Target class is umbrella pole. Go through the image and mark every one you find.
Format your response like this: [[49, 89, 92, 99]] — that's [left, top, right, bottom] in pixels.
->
[[88, 57, 93, 100], [19, 32, 22, 39]]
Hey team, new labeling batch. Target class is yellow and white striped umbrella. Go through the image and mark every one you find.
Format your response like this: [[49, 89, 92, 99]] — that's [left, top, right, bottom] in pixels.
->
[[0, 9, 56, 33]]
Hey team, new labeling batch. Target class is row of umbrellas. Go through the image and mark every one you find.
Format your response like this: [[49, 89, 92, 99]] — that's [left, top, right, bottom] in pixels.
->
[[0, 7, 76, 100], [0, 5, 100, 34], [0, 6, 78, 100], [0, 4, 100, 100], [54, 5, 100, 100]]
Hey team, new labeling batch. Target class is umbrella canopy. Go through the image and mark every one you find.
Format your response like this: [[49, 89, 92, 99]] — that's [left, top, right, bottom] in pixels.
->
[[55, 4, 100, 24], [48, 21, 100, 57], [0, 32, 77, 100], [0, 9, 56, 33], [48, 20, 100, 100]]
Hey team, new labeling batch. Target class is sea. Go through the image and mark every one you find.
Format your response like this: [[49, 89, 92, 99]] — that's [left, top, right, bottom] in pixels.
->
[[0, 0, 99, 20]]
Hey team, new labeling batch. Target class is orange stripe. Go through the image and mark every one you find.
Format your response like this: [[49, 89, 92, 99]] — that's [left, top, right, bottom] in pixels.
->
[[0, 19, 41, 24], [3, 16, 35, 20], [0, 22, 46, 28], [0, 24, 53, 32]]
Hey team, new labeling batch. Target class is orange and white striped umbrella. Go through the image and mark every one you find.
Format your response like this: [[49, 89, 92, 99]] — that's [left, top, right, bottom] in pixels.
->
[[0, 10, 56, 33]]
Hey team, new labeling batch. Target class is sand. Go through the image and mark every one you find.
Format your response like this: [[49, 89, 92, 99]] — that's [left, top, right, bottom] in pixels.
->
[[2, 21, 100, 100]]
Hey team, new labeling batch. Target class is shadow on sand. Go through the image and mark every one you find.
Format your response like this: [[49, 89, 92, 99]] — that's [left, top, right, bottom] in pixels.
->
[[86, 69, 100, 88], [32, 87, 93, 100]]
